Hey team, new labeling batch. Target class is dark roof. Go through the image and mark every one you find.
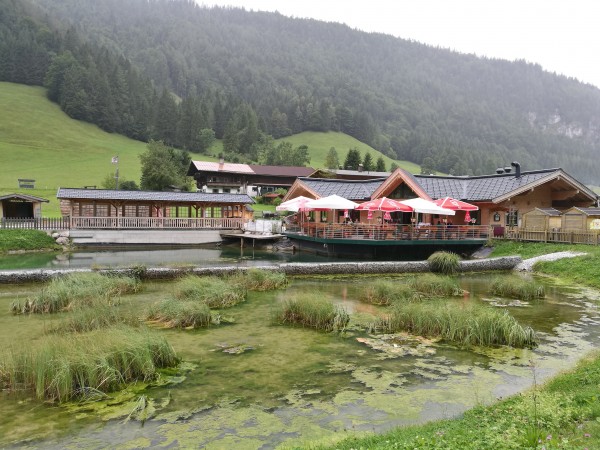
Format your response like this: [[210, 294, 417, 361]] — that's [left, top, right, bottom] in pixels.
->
[[569, 207, 600, 216], [299, 177, 386, 201], [415, 169, 563, 201], [248, 165, 315, 177], [528, 208, 563, 216], [56, 188, 253, 204], [0, 193, 49, 203]]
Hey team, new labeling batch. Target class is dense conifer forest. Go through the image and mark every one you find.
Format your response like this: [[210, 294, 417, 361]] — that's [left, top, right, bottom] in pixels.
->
[[2, 0, 600, 182]]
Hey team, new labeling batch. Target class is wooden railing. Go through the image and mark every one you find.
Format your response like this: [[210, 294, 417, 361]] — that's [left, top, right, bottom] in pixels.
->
[[70, 216, 244, 230], [506, 228, 600, 245], [1, 217, 69, 230], [284, 223, 491, 241]]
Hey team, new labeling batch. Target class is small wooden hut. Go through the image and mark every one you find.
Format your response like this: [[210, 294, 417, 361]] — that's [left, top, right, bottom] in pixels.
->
[[522, 208, 562, 230], [0, 193, 49, 219], [561, 207, 600, 231]]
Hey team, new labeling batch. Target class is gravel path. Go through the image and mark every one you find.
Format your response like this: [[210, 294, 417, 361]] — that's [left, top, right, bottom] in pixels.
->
[[515, 251, 587, 272]]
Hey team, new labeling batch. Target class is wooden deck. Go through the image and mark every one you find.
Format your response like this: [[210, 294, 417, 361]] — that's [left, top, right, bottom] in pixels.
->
[[1, 217, 243, 230]]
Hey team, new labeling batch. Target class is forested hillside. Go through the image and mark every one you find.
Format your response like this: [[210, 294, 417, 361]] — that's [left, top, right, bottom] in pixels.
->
[[3, 0, 600, 182]]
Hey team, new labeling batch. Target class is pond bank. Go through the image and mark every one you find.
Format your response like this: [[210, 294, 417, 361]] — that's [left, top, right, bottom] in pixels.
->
[[0, 256, 521, 283]]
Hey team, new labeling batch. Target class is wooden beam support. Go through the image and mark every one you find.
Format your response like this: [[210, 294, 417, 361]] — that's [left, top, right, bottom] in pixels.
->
[[552, 189, 580, 201]]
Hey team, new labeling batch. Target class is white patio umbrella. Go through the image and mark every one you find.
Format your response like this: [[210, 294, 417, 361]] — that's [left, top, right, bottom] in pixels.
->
[[398, 198, 455, 215], [276, 195, 313, 212], [305, 195, 359, 210]]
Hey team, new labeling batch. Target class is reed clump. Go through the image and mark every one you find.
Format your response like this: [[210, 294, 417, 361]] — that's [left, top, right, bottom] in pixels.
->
[[146, 298, 214, 328], [11, 272, 140, 314], [0, 325, 178, 402], [490, 277, 546, 300], [229, 269, 288, 291], [360, 280, 420, 305], [428, 251, 461, 275], [51, 304, 140, 334], [273, 293, 350, 332], [376, 301, 537, 348], [174, 275, 246, 308], [408, 274, 464, 297]]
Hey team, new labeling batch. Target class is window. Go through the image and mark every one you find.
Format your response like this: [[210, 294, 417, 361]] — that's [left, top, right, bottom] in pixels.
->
[[506, 210, 518, 227]]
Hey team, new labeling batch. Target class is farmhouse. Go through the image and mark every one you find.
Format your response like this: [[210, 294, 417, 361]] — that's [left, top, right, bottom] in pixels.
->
[[187, 159, 315, 196]]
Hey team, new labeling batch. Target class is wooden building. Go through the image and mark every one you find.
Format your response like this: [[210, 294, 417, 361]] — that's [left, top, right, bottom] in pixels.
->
[[57, 188, 253, 229], [521, 208, 563, 229], [0, 193, 49, 219], [561, 207, 600, 231]]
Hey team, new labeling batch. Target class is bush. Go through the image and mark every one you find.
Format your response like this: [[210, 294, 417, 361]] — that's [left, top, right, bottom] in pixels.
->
[[428, 251, 461, 275], [11, 272, 140, 314], [376, 301, 537, 348], [272, 292, 349, 332], [174, 275, 246, 308], [0, 325, 178, 402], [146, 298, 214, 328]]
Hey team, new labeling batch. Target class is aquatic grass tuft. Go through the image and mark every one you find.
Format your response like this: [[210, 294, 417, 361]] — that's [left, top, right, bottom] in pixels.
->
[[490, 276, 546, 300], [0, 325, 178, 402], [272, 292, 349, 332], [10, 272, 140, 314], [51, 304, 141, 333], [408, 274, 464, 297], [360, 280, 420, 305], [146, 298, 214, 328], [229, 269, 288, 291], [428, 251, 461, 275], [376, 301, 537, 348], [174, 275, 246, 308]]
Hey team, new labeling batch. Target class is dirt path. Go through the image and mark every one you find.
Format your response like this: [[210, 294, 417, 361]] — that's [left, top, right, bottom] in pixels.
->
[[515, 251, 587, 271]]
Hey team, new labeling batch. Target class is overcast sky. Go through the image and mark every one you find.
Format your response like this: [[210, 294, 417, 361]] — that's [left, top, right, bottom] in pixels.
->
[[199, 0, 600, 89]]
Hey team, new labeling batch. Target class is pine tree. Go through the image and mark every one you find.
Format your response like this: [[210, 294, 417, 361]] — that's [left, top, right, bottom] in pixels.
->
[[325, 147, 339, 169]]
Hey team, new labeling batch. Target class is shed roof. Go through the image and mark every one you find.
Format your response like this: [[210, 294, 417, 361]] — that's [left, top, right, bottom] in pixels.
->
[[56, 188, 253, 204], [187, 161, 315, 177], [0, 193, 49, 203], [524, 208, 563, 216], [566, 207, 600, 216]]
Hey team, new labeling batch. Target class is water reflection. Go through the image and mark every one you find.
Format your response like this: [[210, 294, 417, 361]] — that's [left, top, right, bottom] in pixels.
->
[[0, 246, 352, 270]]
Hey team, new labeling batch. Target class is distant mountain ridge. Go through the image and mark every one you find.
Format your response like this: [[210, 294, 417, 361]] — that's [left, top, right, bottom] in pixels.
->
[[3, 0, 600, 182]]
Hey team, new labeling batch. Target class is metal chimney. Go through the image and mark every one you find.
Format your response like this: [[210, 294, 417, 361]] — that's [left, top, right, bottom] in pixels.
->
[[504, 166, 512, 173], [511, 161, 521, 178], [496, 168, 504, 174]]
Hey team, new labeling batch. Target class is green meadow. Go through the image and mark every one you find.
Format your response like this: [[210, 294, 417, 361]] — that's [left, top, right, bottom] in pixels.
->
[[0, 82, 419, 217]]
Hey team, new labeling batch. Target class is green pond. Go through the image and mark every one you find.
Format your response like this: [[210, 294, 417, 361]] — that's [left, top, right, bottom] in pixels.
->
[[1, 272, 599, 449]]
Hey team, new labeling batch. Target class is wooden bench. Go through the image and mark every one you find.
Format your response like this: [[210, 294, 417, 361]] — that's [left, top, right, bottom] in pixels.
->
[[18, 179, 35, 189]]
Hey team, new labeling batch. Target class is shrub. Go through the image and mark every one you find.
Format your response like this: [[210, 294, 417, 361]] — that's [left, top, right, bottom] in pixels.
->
[[11, 272, 140, 314], [146, 299, 214, 328], [229, 269, 288, 291], [490, 277, 546, 300], [376, 301, 537, 348], [272, 293, 349, 332], [428, 251, 461, 275], [174, 275, 246, 308], [0, 325, 178, 402]]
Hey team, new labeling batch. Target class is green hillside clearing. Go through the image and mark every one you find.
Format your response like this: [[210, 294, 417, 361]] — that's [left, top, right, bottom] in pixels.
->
[[1, 82, 419, 217]]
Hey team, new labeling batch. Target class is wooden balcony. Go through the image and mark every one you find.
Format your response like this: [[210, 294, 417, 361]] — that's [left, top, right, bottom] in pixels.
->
[[70, 216, 243, 230]]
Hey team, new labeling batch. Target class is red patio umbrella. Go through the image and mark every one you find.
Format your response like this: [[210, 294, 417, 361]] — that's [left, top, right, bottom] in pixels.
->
[[356, 197, 413, 212], [433, 197, 478, 211]]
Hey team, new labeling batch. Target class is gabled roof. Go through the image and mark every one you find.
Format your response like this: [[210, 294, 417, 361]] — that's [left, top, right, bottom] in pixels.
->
[[57, 188, 253, 204], [565, 207, 600, 216], [415, 168, 597, 203], [0, 193, 49, 203], [372, 168, 431, 200], [187, 161, 315, 177], [294, 177, 386, 201], [524, 208, 563, 216]]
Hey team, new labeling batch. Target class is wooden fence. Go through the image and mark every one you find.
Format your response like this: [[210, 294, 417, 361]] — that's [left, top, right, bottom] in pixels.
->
[[502, 228, 600, 245], [1, 217, 69, 230], [1, 216, 244, 230]]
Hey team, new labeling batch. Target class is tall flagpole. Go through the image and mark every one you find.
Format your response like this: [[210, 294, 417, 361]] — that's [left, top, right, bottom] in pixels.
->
[[112, 155, 119, 190]]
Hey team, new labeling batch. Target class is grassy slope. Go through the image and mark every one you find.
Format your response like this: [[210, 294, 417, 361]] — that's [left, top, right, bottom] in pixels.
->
[[1, 82, 420, 217], [275, 131, 421, 173]]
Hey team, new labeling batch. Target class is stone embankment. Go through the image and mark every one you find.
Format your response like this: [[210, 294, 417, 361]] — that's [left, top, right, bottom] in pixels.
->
[[0, 256, 521, 284]]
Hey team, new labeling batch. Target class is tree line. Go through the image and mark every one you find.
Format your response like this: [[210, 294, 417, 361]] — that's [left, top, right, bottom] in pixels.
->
[[3, 0, 600, 182]]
